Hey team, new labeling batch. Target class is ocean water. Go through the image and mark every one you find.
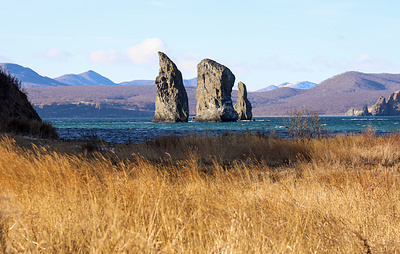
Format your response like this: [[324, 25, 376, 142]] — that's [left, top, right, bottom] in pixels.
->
[[45, 116, 400, 143]]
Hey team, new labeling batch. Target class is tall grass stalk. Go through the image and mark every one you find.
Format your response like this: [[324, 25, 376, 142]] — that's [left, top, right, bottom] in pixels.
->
[[0, 133, 400, 253]]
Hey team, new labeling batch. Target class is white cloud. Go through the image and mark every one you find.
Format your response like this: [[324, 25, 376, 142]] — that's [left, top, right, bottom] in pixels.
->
[[44, 48, 72, 61], [177, 59, 198, 77], [336, 53, 400, 73], [353, 54, 394, 71], [89, 49, 127, 64], [88, 38, 167, 66], [0, 54, 12, 63], [127, 38, 168, 65], [308, 53, 400, 77], [176, 52, 201, 78]]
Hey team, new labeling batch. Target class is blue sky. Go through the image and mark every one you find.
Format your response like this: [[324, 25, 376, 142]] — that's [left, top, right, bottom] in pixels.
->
[[1, 0, 399, 90]]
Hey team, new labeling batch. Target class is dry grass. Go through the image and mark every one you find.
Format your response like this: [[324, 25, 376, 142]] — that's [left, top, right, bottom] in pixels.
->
[[1, 117, 58, 140], [1, 132, 400, 253]]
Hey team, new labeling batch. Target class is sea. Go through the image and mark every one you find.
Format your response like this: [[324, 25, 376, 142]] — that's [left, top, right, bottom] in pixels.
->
[[45, 116, 400, 144]]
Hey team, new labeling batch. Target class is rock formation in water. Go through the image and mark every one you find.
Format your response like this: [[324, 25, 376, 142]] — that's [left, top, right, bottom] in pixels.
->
[[360, 104, 372, 116], [346, 90, 400, 116], [346, 104, 372, 116], [152, 52, 189, 122], [194, 59, 237, 122], [0, 69, 41, 124], [369, 96, 389, 116], [234, 82, 252, 120]]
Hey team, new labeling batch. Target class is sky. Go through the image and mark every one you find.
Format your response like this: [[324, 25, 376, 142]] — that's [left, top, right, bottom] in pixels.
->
[[1, 0, 400, 91]]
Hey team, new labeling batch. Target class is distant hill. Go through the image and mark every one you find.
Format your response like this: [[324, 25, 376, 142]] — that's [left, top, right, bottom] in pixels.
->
[[0, 63, 67, 87], [119, 80, 155, 86], [1, 63, 198, 88], [25, 71, 400, 117], [55, 70, 117, 86], [256, 81, 316, 92], [251, 71, 400, 115], [6, 62, 400, 116], [26, 85, 197, 118], [314, 71, 400, 92]]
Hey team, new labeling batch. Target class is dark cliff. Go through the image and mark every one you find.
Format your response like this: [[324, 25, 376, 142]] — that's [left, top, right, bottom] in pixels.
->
[[0, 68, 57, 138]]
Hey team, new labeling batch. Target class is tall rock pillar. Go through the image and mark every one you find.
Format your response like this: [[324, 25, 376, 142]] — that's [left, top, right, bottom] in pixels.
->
[[152, 52, 189, 122], [234, 82, 252, 120], [194, 59, 237, 122]]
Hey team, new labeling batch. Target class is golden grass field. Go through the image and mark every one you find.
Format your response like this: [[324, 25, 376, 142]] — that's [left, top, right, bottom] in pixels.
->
[[0, 132, 400, 253]]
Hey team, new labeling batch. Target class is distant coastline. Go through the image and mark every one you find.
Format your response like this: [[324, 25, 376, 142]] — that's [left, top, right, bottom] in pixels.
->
[[3, 63, 400, 116]]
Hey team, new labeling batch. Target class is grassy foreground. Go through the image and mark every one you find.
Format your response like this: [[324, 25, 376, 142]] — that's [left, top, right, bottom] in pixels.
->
[[0, 132, 400, 253]]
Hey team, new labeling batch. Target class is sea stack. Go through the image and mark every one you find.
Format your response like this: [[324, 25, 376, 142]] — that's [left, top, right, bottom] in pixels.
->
[[234, 82, 252, 120], [152, 52, 189, 122], [194, 59, 237, 122]]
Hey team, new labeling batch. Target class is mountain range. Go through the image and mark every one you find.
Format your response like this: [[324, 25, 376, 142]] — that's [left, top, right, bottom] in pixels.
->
[[255, 81, 317, 92], [0, 63, 198, 88], [0, 63, 309, 91], [3, 63, 400, 117], [55, 70, 116, 86], [248, 71, 400, 115], [0, 63, 67, 87]]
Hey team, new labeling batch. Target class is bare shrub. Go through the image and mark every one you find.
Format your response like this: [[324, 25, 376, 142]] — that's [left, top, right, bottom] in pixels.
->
[[284, 109, 324, 139]]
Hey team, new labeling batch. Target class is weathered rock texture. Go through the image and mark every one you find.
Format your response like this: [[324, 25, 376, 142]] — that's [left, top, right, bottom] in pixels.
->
[[346, 90, 400, 116], [152, 52, 189, 122], [345, 104, 372, 116], [234, 82, 252, 120], [360, 104, 372, 116], [194, 59, 237, 122], [369, 96, 389, 116], [0, 69, 41, 124]]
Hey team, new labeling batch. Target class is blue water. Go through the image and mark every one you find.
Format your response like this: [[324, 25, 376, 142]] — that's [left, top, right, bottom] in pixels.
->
[[45, 116, 400, 143]]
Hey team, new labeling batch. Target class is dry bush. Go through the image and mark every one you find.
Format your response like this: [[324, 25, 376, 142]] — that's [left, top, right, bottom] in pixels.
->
[[0, 133, 399, 253], [1, 117, 58, 140], [284, 109, 324, 140]]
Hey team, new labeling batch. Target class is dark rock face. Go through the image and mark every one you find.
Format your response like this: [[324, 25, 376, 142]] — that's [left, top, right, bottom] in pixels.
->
[[360, 104, 372, 116], [387, 91, 400, 114], [234, 82, 252, 120], [0, 69, 41, 124], [152, 52, 189, 122], [370, 96, 389, 116], [369, 91, 400, 116], [194, 59, 237, 122]]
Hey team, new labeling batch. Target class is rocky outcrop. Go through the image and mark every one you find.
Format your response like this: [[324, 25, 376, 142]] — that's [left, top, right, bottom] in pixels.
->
[[346, 90, 400, 116], [360, 104, 372, 116], [0, 69, 41, 124], [369, 96, 389, 116], [345, 104, 372, 116], [194, 59, 237, 122], [344, 109, 358, 116], [152, 52, 189, 122], [388, 91, 400, 113], [234, 82, 252, 120]]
